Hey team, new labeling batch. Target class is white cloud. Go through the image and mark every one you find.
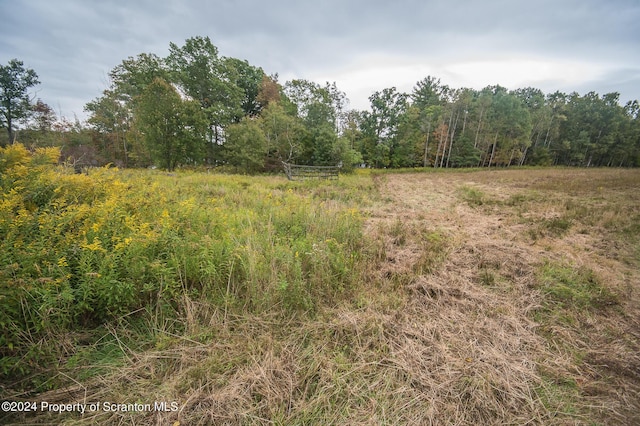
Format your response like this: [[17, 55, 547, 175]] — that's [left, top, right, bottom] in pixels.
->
[[441, 58, 614, 90], [1, 0, 639, 119], [307, 55, 625, 110], [306, 55, 433, 109]]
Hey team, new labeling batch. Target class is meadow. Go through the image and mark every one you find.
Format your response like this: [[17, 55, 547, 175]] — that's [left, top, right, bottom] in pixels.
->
[[1, 144, 639, 425]]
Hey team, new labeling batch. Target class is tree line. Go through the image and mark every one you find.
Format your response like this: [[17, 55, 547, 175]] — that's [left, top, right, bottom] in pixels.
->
[[357, 79, 640, 168], [2, 37, 639, 170]]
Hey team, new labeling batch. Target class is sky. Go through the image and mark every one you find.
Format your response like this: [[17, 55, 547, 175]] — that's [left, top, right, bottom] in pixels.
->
[[2, 0, 639, 121]]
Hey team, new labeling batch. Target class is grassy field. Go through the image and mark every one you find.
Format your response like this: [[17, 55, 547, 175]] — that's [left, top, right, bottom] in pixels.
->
[[1, 145, 639, 425]]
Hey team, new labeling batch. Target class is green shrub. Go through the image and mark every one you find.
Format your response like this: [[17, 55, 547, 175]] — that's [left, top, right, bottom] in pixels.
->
[[0, 145, 369, 383]]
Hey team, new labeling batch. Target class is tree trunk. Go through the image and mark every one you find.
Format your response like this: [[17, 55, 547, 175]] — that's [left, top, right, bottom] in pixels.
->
[[488, 132, 498, 167], [422, 121, 431, 167], [544, 115, 553, 147], [474, 107, 484, 149], [461, 109, 468, 136], [446, 109, 460, 168], [122, 128, 128, 168], [6, 107, 14, 145], [519, 145, 529, 166], [440, 112, 454, 168], [434, 120, 446, 168]]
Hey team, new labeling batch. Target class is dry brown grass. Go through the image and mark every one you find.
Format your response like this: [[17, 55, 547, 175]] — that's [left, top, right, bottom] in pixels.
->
[[362, 169, 640, 424], [5, 168, 639, 425]]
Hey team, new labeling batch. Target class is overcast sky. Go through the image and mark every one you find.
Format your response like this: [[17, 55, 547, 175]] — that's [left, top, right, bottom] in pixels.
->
[[2, 0, 639, 120]]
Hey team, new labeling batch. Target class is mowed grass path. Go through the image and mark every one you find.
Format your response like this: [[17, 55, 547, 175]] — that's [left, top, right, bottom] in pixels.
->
[[366, 168, 639, 425]]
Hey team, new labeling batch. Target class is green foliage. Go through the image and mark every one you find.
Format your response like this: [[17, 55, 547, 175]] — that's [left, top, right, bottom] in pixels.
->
[[167, 36, 244, 139], [542, 216, 572, 235], [449, 136, 481, 167], [284, 79, 346, 133], [534, 373, 582, 421], [223, 117, 268, 172], [478, 268, 497, 287], [483, 85, 532, 166], [525, 215, 573, 240], [109, 53, 168, 102], [0, 146, 369, 383], [332, 137, 363, 172], [536, 262, 618, 310], [224, 57, 265, 117], [81, 39, 639, 171], [412, 76, 449, 108], [458, 185, 488, 206], [358, 79, 638, 169], [360, 87, 409, 167], [0, 59, 40, 145], [260, 102, 305, 163], [310, 125, 337, 165], [134, 77, 208, 170], [84, 53, 168, 167], [527, 146, 553, 166]]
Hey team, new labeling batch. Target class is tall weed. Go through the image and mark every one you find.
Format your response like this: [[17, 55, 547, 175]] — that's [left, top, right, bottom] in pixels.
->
[[0, 145, 369, 384]]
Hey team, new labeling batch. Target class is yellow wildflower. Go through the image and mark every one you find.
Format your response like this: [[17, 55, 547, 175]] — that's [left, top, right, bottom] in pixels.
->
[[81, 238, 106, 252]]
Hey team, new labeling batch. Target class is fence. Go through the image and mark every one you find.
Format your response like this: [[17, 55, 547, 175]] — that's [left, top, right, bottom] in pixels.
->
[[282, 162, 341, 181]]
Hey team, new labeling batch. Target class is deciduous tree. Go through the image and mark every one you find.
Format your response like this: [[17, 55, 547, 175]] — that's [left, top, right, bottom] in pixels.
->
[[259, 102, 305, 165], [225, 57, 265, 118], [361, 87, 408, 167], [134, 78, 207, 170], [166, 36, 243, 162], [223, 118, 268, 172], [0, 59, 39, 146]]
